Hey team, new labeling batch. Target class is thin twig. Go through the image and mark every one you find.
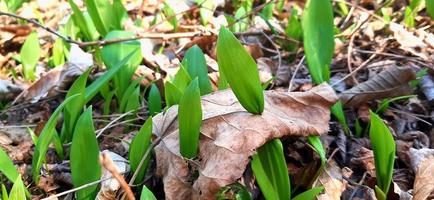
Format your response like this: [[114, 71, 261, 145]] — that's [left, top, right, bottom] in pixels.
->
[[347, 34, 359, 84], [96, 111, 134, 138], [288, 56, 305, 92], [261, 30, 282, 74]]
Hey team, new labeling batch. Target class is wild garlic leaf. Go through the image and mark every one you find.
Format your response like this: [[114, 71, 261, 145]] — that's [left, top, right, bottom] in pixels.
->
[[183, 45, 213, 95], [0, 147, 19, 183], [20, 32, 41, 81], [70, 107, 101, 200], [178, 78, 202, 158], [251, 139, 290, 200], [370, 111, 396, 195], [173, 66, 192, 92], [164, 81, 183, 107], [140, 185, 157, 200], [129, 117, 153, 184], [216, 28, 264, 114], [292, 186, 324, 200], [8, 175, 25, 200], [147, 84, 162, 116]]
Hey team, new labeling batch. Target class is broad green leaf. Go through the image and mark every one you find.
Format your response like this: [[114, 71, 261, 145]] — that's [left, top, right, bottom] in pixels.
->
[[8, 175, 25, 200], [112, 0, 128, 30], [61, 69, 90, 143], [162, 3, 178, 31], [124, 85, 141, 113], [260, 3, 274, 20], [68, 0, 98, 41], [101, 31, 142, 99], [147, 84, 162, 116], [173, 66, 192, 92], [85, 0, 115, 36], [197, 0, 215, 25], [427, 0, 434, 19], [302, 0, 334, 84], [1, 184, 8, 200], [129, 117, 153, 184], [5, 0, 29, 12], [64, 16, 80, 41], [404, 7, 416, 28], [178, 78, 202, 158], [292, 186, 324, 200], [20, 32, 41, 81], [251, 139, 290, 200], [216, 28, 264, 114], [285, 8, 302, 41], [0, 147, 19, 183], [183, 45, 213, 95], [70, 107, 101, 200], [50, 38, 66, 67], [85, 50, 139, 102], [32, 94, 79, 183], [119, 80, 141, 112], [164, 81, 182, 107], [370, 111, 395, 196], [140, 185, 157, 200]]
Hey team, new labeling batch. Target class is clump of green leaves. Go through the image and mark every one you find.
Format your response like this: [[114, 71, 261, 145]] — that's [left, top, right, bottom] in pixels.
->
[[20, 32, 41, 81], [164, 65, 192, 107], [178, 78, 202, 158], [216, 27, 264, 114], [70, 107, 101, 200], [369, 111, 396, 200], [84, 0, 127, 36]]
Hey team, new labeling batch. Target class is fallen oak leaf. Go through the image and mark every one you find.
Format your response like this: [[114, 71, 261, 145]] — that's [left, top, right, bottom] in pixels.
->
[[153, 83, 338, 199], [339, 67, 416, 106]]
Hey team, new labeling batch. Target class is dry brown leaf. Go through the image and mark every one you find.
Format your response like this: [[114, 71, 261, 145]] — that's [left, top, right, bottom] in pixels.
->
[[413, 156, 434, 200], [339, 67, 416, 106], [153, 83, 338, 199], [315, 160, 352, 200]]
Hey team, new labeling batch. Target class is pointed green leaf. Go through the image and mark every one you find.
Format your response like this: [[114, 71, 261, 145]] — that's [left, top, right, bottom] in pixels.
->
[[68, 0, 97, 41], [70, 107, 101, 200], [162, 3, 178, 31], [427, 0, 434, 19], [50, 38, 66, 67], [20, 32, 41, 81], [101, 31, 142, 99], [112, 0, 128, 30], [32, 94, 79, 183], [251, 139, 290, 200], [8, 175, 25, 200], [370, 111, 395, 195], [164, 81, 182, 107], [148, 84, 162, 116], [216, 28, 264, 114], [173, 66, 192, 92], [197, 0, 215, 25], [0, 147, 19, 183], [292, 186, 324, 200], [140, 185, 157, 200], [125, 85, 141, 113], [375, 185, 387, 200], [119, 80, 141, 112], [129, 117, 153, 184], [85, 0, 112, 36], [178, 78, 202, 158], [1, 184, 8, 200], [302, 0, 334, 84], [183, 45, 213, 95]]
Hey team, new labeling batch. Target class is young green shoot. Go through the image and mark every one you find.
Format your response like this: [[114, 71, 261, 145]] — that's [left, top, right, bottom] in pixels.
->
[[129, 117, 153, 184]]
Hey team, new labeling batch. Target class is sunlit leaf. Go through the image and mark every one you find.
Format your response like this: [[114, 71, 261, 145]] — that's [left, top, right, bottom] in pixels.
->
[[5, 0, 29, 12], [8, 175, 25, 200], [20, 32, 41, 81], [70, 107, 101, 200], [140, 185, 157, 200], [164, 81, 182, 107], [119, 80, 141, 112], [85, 0, 126, 36], [68, 0, 98, 41], [178, 78, 202, 158], [1, 184, 8, 200], [251, 139, 290, 200], [370, 111, 396, 196], [302, 0, 334, 84], [162, 3, 178, 31], [197, 0, 215, 25], [183, 45, 213, 95], [32, 94, 79, 183], [216, 28, 264, 114], [50, 38, 66, 67], [147, 84, 162, 116], [173, 66, 192, 92], [124, 85, 141, 113], [129, 117, 153, 184], [427, 0, 434, 19], [0, 147, 19, 183], [292, 186, 324, 200]]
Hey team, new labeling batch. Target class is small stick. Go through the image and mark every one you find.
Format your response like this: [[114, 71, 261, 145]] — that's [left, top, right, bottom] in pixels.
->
[[288, 56, 305, 92], [99, 152, 135, 200], [347, 34, 359, 84]]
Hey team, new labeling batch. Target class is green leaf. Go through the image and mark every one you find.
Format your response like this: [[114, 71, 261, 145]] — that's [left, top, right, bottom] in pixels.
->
[[292, 186, 324, 200], [216, 28, 264, 114], [8, 175, 25, 200], [147, 84, 162, 116], [140, 185, 157, 200], [112, 0, 128, 30], [124, 85, 141, 113], [370, 111, 396, 196], [178, 78, 202, 158], [61, 69, 90, 143], [232, 7, 248, 32], [197, 0, 215, 25], [164, 81, 183, 107], [101, 31, 142, 99], [162, 3, 178, 31], [251, 139, 290, 200], [20, 32, 41, 81], [85, 0, 118, 36], [376, 95, 416, 114], [1, 184, 8, 200], [129, 117, 153, 184], [0, 147, 19, 183], [183, 45, 213, 95], [302, 0, 334, 84], [331, 101, 350, 134], [85, 50, 139, 102], [5, 0, 29, 12], [119, 80, 141, 112], [52, 130, 64, 160], [173, 66, 192, 93], [50, 38, 66, 67], [375, 185, 387, 200], [260, 2, 274, 20], [68, 0, 98, 41], [70, 107, 101, 200], [285, 8, 302, 41], [427, 0, 434, 19], [32, 94, 79, 183]]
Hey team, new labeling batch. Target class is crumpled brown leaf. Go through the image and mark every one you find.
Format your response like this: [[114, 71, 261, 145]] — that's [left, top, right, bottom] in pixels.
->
[[413, 156, 434, 200], [339, 67, 416, 106], [153, 83, 338, 199], [315, 160, 352, 200]]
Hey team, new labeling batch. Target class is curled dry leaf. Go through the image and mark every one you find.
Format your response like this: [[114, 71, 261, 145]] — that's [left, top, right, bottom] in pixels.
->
[[153, 83, 338, 199], [339, 67, 416, 106], [413, 156, 434, 200], [315, 160, 353, 200]]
